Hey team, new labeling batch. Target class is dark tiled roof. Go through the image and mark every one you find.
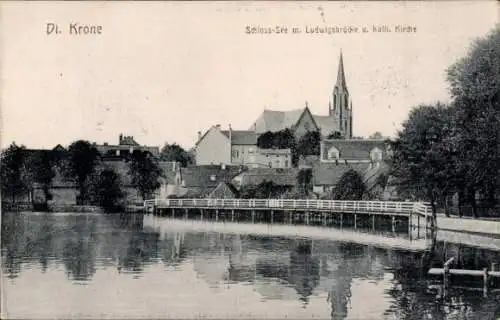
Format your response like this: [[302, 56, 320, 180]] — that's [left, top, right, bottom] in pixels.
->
[[221, 130, 259, 146], [251, 108, 305, 133], [180, 165, 243, 188], [313, 115, 339, 136], [298, 155, 320, 168], [322, 139, 388, 160], [234, 168, 300, 187], [312, 162, 369, 186], [207, 182, 239, 199]]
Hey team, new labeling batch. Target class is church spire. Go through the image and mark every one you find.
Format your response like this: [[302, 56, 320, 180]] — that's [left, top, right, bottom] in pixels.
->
[[336, 49, 347, 91]]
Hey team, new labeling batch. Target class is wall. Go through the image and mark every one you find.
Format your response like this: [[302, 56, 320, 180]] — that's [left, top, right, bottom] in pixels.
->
[[248, 149, 292, 168], [294, 111, 318, 138], [195, 127, 231, 165], [231, 145, 256, 165]]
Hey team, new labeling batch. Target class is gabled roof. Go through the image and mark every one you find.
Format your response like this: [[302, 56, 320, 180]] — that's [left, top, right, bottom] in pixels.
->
[[207, 182, 239, 199], [313, 115, 339, 136], [322, 139, 388, 161], [233, 168, 300, 187], [180, 165, 243, 188], [220, 130, 259, 146], [195, 125, 230, 146], [312, 162, 368, 186], [251, 108, 308, 133]]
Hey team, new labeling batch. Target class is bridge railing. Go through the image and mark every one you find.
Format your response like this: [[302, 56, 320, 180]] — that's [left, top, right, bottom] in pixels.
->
[[144, 198, 431, 216]]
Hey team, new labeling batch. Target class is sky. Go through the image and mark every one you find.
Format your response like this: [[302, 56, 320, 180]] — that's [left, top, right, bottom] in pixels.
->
[[1, 1, 498, 150]]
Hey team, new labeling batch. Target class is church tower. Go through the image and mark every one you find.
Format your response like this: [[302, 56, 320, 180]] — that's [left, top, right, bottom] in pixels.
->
[[329, 50, 353, 139]]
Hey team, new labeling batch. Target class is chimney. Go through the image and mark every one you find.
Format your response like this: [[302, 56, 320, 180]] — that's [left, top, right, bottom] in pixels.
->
[[216, 124, 221, 129], [119, 134, 123, 144]]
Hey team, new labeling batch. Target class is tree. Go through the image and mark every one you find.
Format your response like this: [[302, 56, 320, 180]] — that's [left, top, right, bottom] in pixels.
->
[[159, 143, 193, 167], [297, 168, 313, 196], [128, 150, 162, 201], [389, 103, 456, 220], [24, 150, 57, 206], [64, 140, 100, 205], [296, 131, 321, 156], [91, 169, 124, 212], [332, 169, 366, 200], [369, 131, 384, 139], [1, 143, 29, 202], [447, 26, 500, 216], [326, 131, 344, 139]]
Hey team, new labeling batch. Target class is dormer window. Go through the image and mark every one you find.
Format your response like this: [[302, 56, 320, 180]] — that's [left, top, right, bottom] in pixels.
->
[[327, 146, 340, 160]]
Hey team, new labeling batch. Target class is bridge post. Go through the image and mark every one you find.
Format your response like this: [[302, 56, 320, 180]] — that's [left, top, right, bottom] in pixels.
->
[[216, 209, 219, 222], [231, 209, 235, 222], [252, 210, 255, 224], [305, 211, 310, 225], [354, 214, 357, 229], [270, 210, 274, 224], [322, 212, 326, 226], [200, 208, 204, 221], [371, 215, 375, 231], [483, 268, 489, 298], [172, 208, 175, 219], [184, 208, 188, 220], [391, 216, 396, 233], [340, 213, 343, 228], [408, 211, 412, 239]]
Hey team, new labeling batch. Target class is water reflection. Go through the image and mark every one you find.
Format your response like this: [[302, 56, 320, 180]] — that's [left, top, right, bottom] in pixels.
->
[[1, 211, 500, 319]]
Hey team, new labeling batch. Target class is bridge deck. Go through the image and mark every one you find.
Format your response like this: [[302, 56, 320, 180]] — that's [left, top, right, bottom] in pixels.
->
[[145, 198, 431, 218]]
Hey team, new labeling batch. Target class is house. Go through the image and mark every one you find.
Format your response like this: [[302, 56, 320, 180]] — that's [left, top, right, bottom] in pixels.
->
[[320, 139, 391, 164], [96, 134, 159, 159], [194, 124, 291, 168], [175, 164, 244, 198], [312, 139, 391, 195]]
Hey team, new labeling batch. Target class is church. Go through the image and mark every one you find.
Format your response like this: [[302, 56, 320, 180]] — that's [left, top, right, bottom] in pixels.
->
[[193, 51, 384, 168], [250, 51, 353, 139]]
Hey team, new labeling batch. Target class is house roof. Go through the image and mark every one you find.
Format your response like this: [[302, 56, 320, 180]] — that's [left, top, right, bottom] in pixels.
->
[[221, 130, 259, 146], [207, 182, 239, 198], [322, 139, 388, 160], [313, 115, 339, 136], [233, 168, 300, 187], [180, 165, 243, 188], [312, 162, 369, 186]]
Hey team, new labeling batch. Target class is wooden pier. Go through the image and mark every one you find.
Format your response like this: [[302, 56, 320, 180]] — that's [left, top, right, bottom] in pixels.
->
[[428, 257, 500, 297], [144, 198, 433, 236]]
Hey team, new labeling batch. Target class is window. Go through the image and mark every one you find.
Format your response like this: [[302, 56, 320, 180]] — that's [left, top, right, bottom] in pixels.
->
[[210, 175, 216, 181], [285, 160, 289, 168], [327, 146, 340, 160], [370, 147, 383, 162]]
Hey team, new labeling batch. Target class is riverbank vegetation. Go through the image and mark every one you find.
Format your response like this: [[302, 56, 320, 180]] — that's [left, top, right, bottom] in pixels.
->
[[1, 140, 163, 212], [390, 27, 500, 218]]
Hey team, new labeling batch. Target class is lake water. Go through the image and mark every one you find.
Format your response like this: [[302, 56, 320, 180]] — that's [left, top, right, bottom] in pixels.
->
[[1, 211, 500, 319]]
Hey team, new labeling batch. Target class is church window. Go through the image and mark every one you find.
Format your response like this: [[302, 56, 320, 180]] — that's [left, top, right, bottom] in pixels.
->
[[327, 146, 340, 160]]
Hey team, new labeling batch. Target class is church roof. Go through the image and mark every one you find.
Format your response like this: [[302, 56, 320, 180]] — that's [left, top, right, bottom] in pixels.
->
[[251, 108, 307, 133], [335, 50, 348, 93], [313, 115, 339, 136]]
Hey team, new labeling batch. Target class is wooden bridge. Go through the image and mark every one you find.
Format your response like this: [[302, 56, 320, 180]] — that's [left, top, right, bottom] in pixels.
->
[[144, 198, 433, 236]]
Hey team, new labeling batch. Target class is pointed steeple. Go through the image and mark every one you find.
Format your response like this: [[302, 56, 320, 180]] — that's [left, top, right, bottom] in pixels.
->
[[335, 49, 347, 91]]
